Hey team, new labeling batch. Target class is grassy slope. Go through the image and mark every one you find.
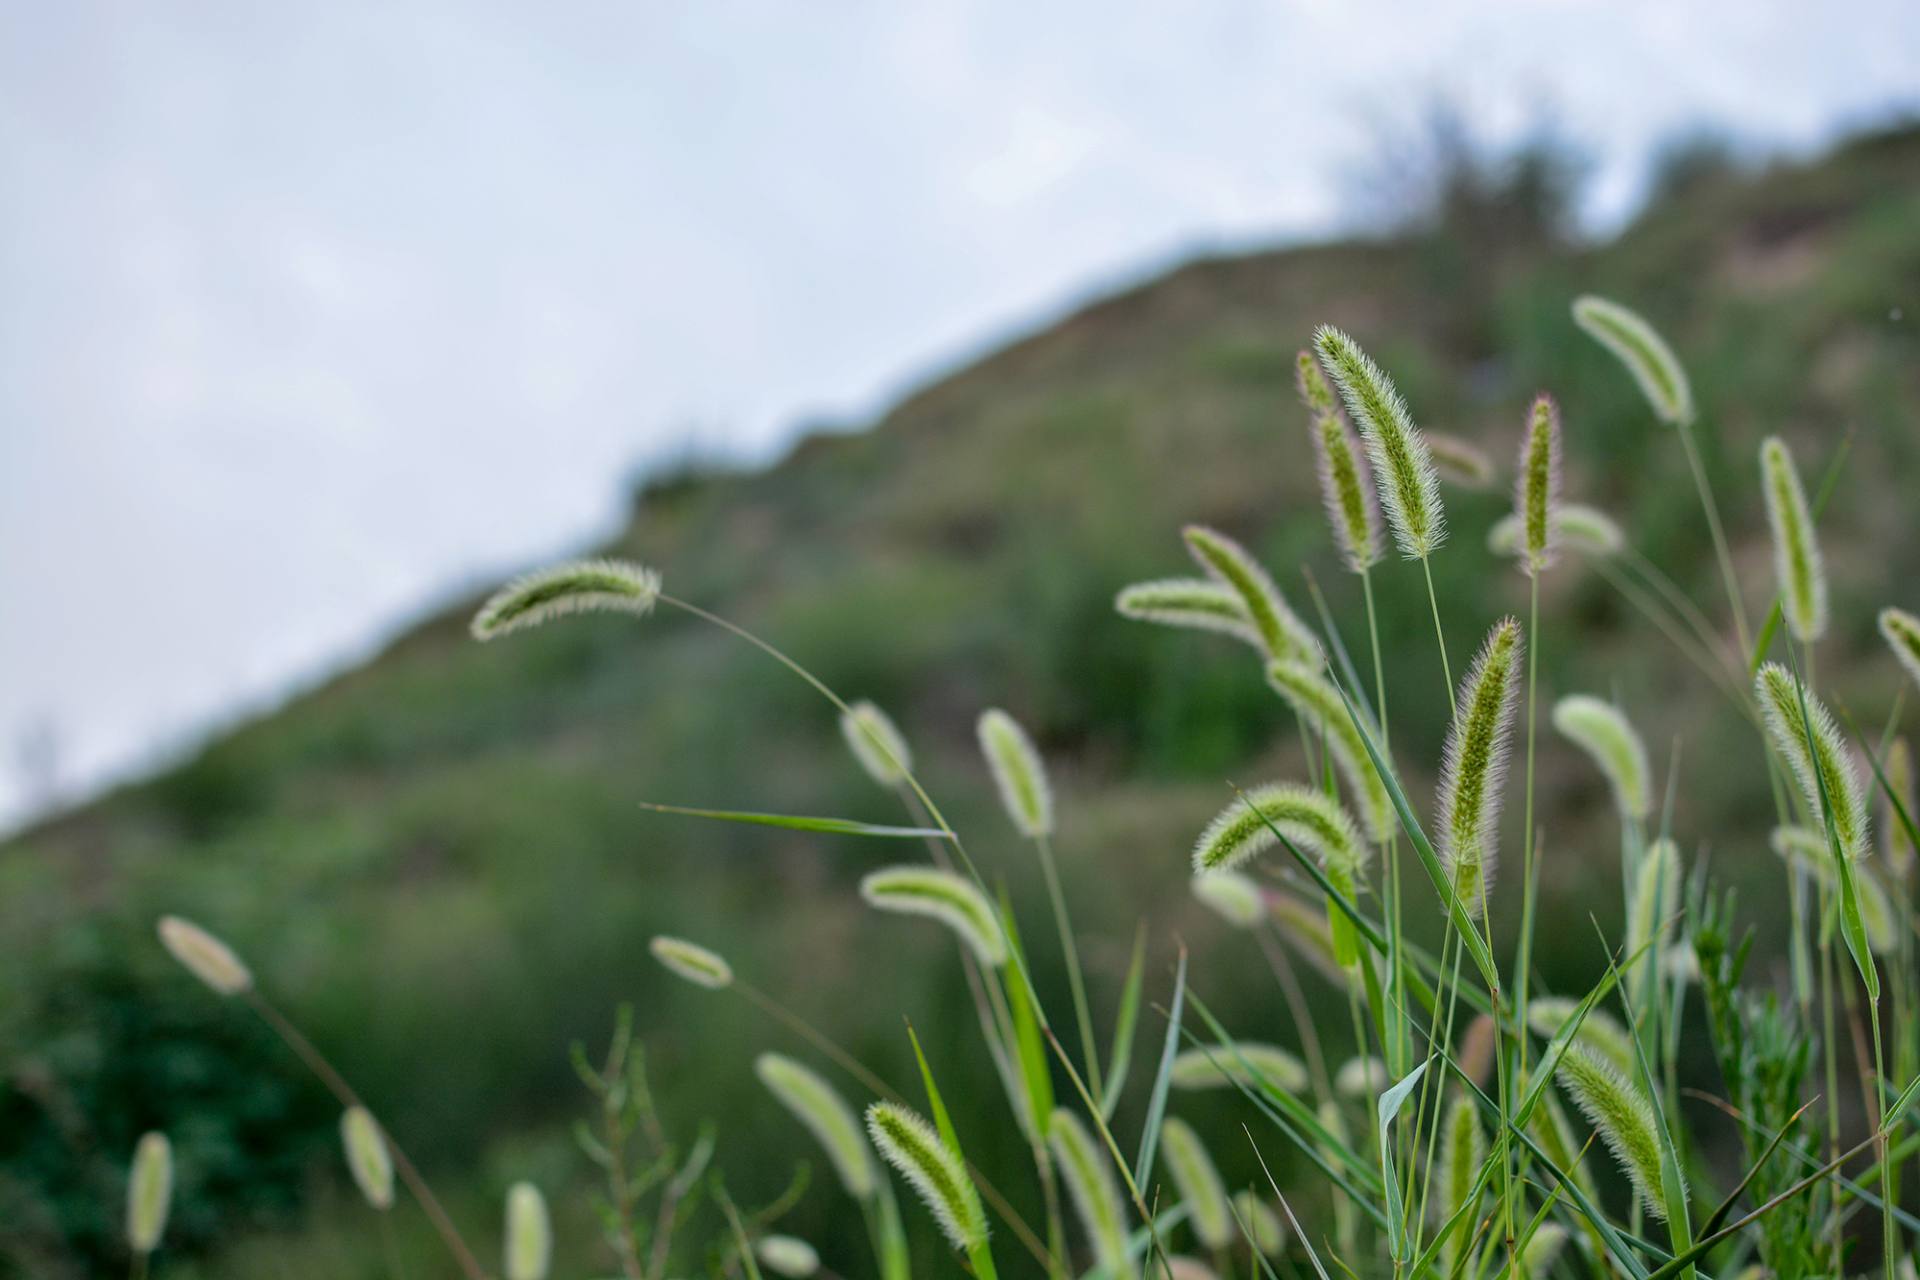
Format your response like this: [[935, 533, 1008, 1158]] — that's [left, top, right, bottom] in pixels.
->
[[4, 126, 1918, 1277]]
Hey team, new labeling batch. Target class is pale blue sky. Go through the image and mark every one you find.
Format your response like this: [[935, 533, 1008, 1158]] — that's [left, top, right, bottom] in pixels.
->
[[2, 0, 1915, 826]]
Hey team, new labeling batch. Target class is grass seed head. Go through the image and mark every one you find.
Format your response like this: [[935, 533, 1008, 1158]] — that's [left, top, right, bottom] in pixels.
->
[[1771, 826, 1898, 953], [1522, 1224, 1570, 1279], [649, 935, 734, 990], [1552, 694, 1652, 821], [1311, 408, 1384, 574], [1518, 394, 1562, 576], [470, 558, 661, 641], [1556, 1044, 1673, 1219], [1182, 525, 1320, 663], [1233, 1191, 1288, 1256], [1881, 607, 1920, 693], [859, 865, 1008, 967], [1191, 869, 1266, 929], [1438, 1094, 1484, 1266], [1192, 783, 1364, 877], [340, 1106, 394, 1211], [1883, 735, 1915, 876], [1336, 1055, 1390, 1098], [1437, 618, 1524, 918], [1760, 437, 1827, 642], [1571, 295, 1694, 427], [1313, 325, 1446, 558], [755, 1053, 877, 1200], [1160, 1117, 1233, 1249], [976, 708, 1054, 839], [1049, 1108, 1135, 1279], [1526, 996, 1638, 1077], [1116, 578, 1264, 651], [1168, 1258, 1225, 1280], [756, 1234, 821, 1277], [1426, 431, 1498, 490], [503, 1181, 551, 1280], [1756, 662, 1869, 861], [1628, 837, 1682, 974], [1170, 1043, 1309, 1094], [127, 1131, 173, 1254], [1296, 349, 1337, 417], [1488, 505, 1623, 560], [156, 915, 253, 997], [840, 700, 912, 787], [867, 1102, 988, 1253], [1265, 660, 1394, 842]]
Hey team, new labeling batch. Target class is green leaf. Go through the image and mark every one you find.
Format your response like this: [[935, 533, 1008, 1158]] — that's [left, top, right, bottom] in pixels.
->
[[637, 802, 949, 839], [1131, 947, 1187, 1189], [1376, 1058, 1429, 1263], [1099, 924, 1148, 1121]]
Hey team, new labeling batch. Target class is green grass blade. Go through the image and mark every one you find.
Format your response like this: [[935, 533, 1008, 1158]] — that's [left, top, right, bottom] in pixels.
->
[[1100, 924, 1148, 1121], [1131, 947, 1187, 1188], [1377, 1058, 1430, 1263], [637, 802, 949, 839]]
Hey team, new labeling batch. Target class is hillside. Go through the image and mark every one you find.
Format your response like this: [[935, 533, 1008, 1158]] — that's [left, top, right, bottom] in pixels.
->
[[5, 125, 1919, 1277]]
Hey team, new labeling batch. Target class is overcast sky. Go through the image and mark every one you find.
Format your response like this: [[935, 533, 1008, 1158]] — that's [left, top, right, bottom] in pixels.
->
[[2, 1, 1915, 829]]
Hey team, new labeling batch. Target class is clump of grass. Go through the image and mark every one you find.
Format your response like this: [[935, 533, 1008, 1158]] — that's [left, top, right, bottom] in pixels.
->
[[867, 1102, 988, 1255], [470, 558, 661, 640], [859, 866, 1009, 967], [649, 935, 736, 989]]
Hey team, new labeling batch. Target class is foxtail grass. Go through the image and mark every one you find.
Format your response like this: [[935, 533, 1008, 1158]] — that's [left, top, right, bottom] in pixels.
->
[[869, 1102, 989, 1254], [503, 1181, 551, 1280], [860, 866, 1009, 967], [1760, 437, 1828, 644], [650, 935, 736, 989], [470, 558, 660, 640]]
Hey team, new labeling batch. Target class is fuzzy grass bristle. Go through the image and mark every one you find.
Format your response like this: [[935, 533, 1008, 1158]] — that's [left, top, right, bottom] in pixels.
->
[[1161, 1117, 1233, 1249], [1488, 505, 1623, 560], [1518, 394, 1562, 576], [755, 1053, 877, 1200], [976, 708, 1053, 839], [868, 1102, 988, 1253], [1760, 437, 1827, 643], [649, 935, 734, 989], [1756, 663, 1869, 862], [340, 1107, 395, 1211], [1771, 826, 1898, 953], [157, 915, 253, 997], [1571, 295, 1694, 427], [1265, 660, 1393, 842], [1170, 1042, 1309, 1094], [1437, 618, 1524, 918], [859, 866, 1008, 967], [1191, 869, 1266, 929], [1438, 1094, 1484, 1269], [1182, 525, 1320, 663], [503, 1181, 551, 1280], [1881, 607, 1920, 692], [1526, 996, 1638, 1077], [1313, 325, 1446, 559], [1426, 431, 1497, 490], [840, 700, 912, 787], [1049, 1108, 1135, 1279], [470, 558, 661, 641], [126, 1131, 173, 1254], [1115, 577, 1263, 651], [1192, 783, 1364, 877], [756, 1235, 822, 1277], [1311, 407, 1384, 574], [1556, 1045, 1673, 1220], [1552, 694, 1652, 821]]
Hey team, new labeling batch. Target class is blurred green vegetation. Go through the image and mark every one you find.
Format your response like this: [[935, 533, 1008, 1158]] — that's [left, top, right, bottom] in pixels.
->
[[4, 124, 1919, 1278]]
